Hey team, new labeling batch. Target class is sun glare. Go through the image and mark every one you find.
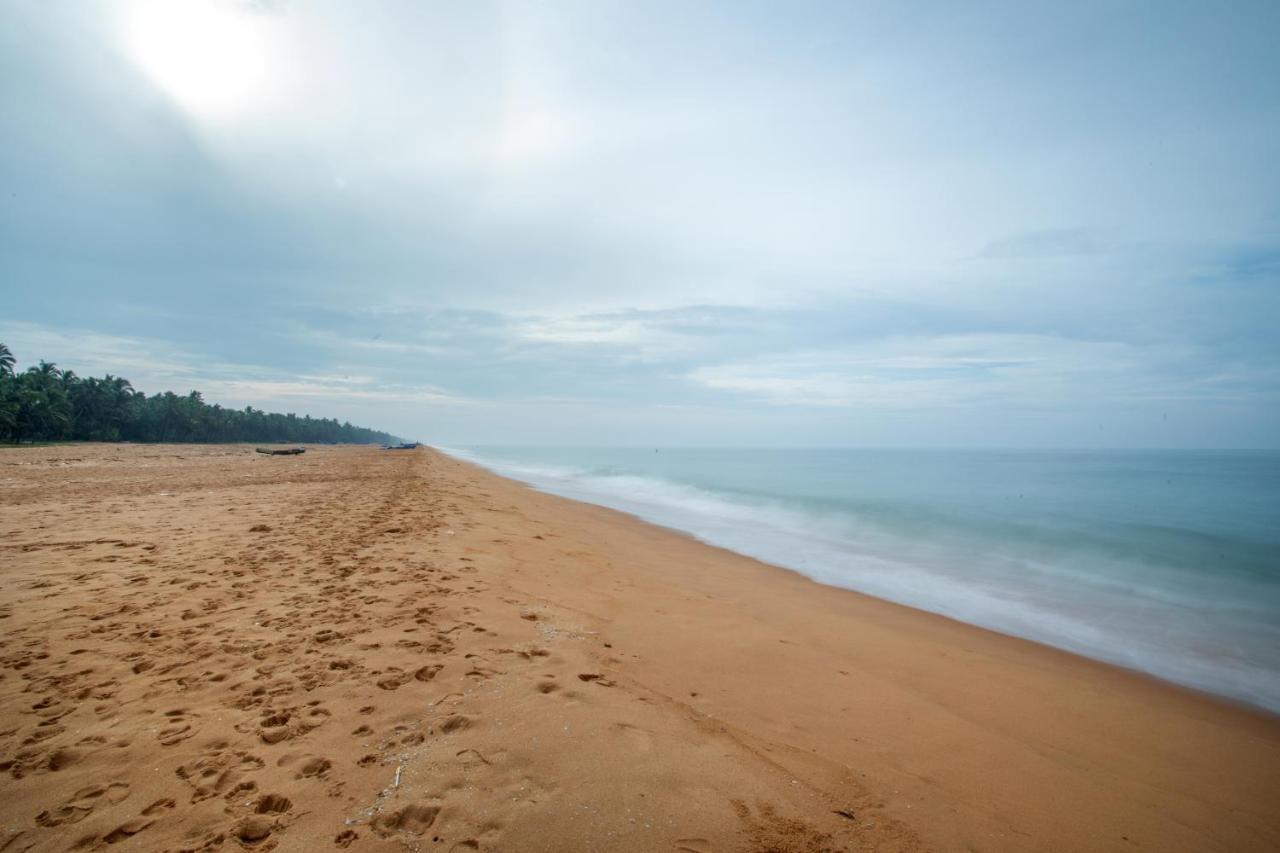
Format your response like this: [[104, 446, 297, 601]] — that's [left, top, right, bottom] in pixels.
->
[[121, 0, 276, 121]]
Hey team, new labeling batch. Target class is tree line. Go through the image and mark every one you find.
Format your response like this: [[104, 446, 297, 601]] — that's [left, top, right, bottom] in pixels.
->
[[0, 342, 402, 445]]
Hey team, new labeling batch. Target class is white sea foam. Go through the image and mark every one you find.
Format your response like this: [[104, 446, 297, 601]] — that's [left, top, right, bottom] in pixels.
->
[[442, 447, 1280, 712]]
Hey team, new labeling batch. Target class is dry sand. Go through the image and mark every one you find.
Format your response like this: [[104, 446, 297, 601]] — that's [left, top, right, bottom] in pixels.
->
[[1, 443, 1277, 853]]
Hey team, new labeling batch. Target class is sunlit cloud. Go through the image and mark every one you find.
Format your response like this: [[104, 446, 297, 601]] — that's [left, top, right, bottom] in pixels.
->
[[116, 0, 287, 121]]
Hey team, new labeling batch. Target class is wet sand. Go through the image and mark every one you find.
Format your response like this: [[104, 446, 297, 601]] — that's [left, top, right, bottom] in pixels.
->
[[0, 444, 1277, 852]]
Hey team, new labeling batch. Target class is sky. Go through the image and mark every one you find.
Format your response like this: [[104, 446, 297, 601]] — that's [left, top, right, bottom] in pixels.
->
[[2, 0, 1278, 447]]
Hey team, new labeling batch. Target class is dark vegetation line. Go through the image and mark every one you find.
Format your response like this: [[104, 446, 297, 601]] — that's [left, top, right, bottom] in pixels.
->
[[0, 342, 402, 445]]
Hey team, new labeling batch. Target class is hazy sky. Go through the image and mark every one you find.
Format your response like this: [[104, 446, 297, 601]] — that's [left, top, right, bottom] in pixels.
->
[[3, 0, 1278, 446]]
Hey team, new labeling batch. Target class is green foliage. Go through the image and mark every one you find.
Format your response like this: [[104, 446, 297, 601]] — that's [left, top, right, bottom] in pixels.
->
[[0, 343, 402, 445]]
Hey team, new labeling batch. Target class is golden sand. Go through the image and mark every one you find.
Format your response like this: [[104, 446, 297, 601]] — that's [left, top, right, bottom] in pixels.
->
[[1, 444, 1277, 852]]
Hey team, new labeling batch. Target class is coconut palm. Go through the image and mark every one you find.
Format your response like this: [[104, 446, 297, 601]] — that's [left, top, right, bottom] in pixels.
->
[[0, 347, 400, 444]]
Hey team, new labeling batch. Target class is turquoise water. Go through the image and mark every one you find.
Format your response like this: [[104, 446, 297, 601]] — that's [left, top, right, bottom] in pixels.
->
[[445, 447, 1280, 713]]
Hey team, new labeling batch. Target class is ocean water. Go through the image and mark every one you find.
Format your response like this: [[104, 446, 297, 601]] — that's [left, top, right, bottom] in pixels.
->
[[443, 447, 1280, 713]]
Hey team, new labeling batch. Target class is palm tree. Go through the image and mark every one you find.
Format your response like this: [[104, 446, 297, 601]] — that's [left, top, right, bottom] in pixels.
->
[[0, 344, 400, 444], [0, 379, 16, 438], [13, 377, 71, 439], [30, 361, 61, 383]]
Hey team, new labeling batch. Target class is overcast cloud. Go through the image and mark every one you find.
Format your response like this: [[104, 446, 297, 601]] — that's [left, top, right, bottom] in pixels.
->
[[2, 0, 1277, 446]]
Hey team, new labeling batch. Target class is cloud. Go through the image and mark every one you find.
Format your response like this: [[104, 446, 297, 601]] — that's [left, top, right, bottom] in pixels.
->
[[195, 375, 462, 406], [509, 306, 763, 363], [0, 321, 200, 384], [688, 334, 1222, 409], [2, 3, 1278, 446], [0, 320, 468, 410]]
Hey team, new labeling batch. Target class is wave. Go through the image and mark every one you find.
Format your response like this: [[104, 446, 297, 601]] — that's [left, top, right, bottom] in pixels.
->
[[441, 447, 1280, 712]]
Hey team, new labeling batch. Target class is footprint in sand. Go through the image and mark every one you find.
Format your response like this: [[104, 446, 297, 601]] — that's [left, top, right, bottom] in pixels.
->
[[253, 793, 292, 814], [232, 816, 274, 845], [157, 711, 199, 746], [258, 710, 293, 743], [36, 782, 130, 827], [372, 803, 441, 837], [438, 715, 473, 734], [46, 747, 83, 771], [673, 839, 711, 853], [455, 748, 492, 768], [176, 751, 264, 802], [414, 664, 443, 682], [577, 673, 617, 687], [23, 725, 65, 745], [260, 726, 291, 744], [376, 673, 408, 690], [102, 818, 154, 845], [295, 756, 331, 779], [141, 798, 176, 816]]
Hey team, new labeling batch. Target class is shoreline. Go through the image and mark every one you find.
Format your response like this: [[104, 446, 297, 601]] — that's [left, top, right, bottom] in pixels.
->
[[1, 443, 1277, 851], [442, 446, 1280, 717]]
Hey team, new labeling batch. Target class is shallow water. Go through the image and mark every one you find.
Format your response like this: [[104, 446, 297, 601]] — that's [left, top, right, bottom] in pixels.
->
[[444, 446, 1280, 712]]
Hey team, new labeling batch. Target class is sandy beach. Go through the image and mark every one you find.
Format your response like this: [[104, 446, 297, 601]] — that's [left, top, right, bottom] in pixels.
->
[[1, 443, 1277, 853]]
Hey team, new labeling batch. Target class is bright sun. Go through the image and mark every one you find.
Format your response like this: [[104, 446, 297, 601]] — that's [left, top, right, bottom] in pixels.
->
[[121, 0, 277, 121]]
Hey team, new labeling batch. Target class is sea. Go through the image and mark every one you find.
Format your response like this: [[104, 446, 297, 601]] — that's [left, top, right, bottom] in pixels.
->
[[442, 447, 1280, 713]]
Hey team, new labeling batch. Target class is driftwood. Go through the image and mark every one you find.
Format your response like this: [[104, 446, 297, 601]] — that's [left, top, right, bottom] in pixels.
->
[[255, 447, 306, 456]]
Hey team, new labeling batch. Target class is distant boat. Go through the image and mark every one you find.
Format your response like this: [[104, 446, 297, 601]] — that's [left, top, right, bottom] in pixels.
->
[[383, 442, 419, 450], [255, 447, 305, 456]]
